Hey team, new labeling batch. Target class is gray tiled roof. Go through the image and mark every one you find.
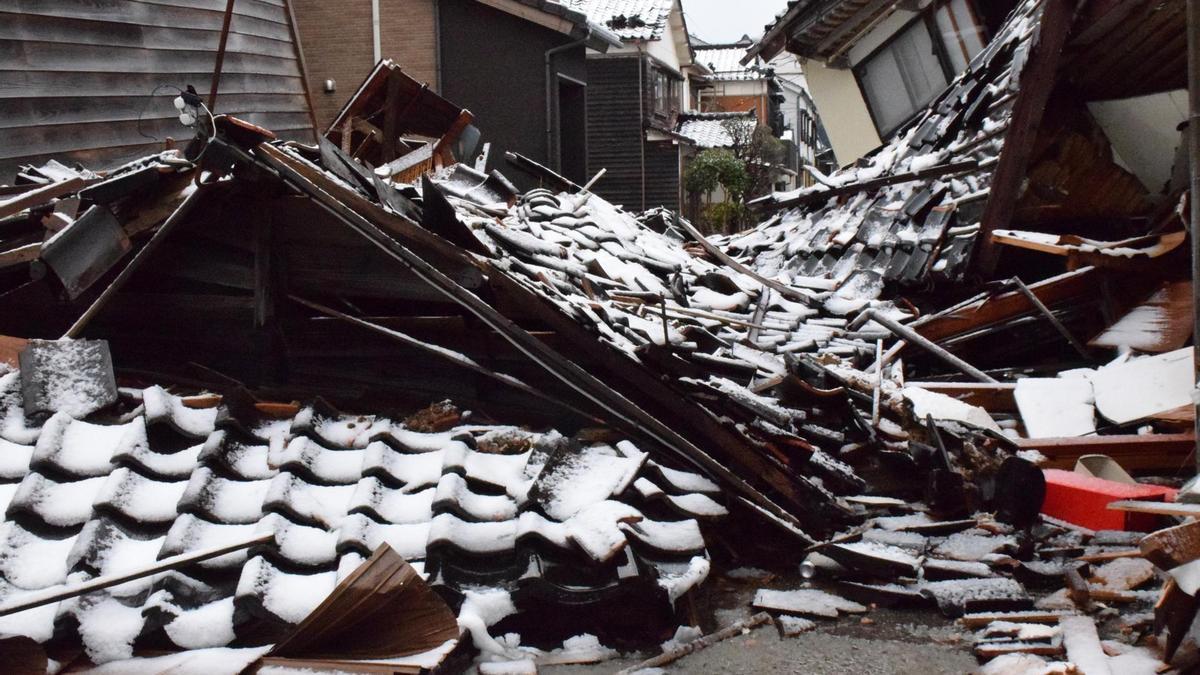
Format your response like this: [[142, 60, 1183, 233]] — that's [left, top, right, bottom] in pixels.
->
[[695, 45, 765, 81], [0, 371, 716, 662], [676, 111, 757, 148], [561, 0, 674, 40]]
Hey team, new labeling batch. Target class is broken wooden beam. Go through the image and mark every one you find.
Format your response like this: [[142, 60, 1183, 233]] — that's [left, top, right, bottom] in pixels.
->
[[1109, 500, 1200, 518], [613, 612, 771, 675], [866, 309, 997, 383], [0, 177, 85, 220], [1018, 433, 1196, 471], [750, 159, 979, 212]]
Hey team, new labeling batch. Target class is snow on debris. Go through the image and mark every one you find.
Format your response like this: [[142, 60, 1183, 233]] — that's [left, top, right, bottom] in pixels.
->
[[18, 339, 116, 419], [752, 588, 867, 618], [0, 367, 718, 664]]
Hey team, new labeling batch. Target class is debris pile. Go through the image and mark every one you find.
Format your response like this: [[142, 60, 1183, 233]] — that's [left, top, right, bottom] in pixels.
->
[[0, 0, 1195, 671]]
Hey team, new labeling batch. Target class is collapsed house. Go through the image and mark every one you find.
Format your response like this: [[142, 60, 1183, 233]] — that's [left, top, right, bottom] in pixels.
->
[[0, 0, 1195, 672]]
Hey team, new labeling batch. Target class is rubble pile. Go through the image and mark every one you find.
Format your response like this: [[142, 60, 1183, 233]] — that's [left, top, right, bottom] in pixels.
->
[[0, 0, 1195, 671]]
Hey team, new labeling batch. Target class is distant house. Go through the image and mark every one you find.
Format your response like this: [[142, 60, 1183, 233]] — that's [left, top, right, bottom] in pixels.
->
[[566, 0, 707, 211], [747, 0, 1019, 166], [692, 39, 782, 131], [692, 38, 831, 186], [291, 0, 620, 186]]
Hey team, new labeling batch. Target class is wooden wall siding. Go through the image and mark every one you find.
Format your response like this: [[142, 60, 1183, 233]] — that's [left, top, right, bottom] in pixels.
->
[[586, 56, 649, 211], [0, 0, 314, 180]]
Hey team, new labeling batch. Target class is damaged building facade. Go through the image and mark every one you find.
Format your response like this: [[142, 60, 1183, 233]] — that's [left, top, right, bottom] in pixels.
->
[[0, 0, 1196, 673]]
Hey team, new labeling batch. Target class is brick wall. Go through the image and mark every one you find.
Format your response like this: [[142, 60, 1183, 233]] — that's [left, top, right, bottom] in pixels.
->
[[703, 94, 768, 125], [292, 0, 438, 130], [380, 0, 438, 91]]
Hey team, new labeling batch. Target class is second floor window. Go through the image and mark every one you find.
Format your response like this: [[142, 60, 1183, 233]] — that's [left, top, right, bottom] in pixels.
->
[[854, 0, 987, 138], [653, 69, 678, 117]]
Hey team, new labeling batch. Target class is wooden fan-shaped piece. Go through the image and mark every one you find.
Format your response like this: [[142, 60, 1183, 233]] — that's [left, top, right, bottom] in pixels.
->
[[268, 543, 459, 662]]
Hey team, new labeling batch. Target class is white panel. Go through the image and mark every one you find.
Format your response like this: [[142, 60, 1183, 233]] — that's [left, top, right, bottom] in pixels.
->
[[1088, 90, 1188, 193]]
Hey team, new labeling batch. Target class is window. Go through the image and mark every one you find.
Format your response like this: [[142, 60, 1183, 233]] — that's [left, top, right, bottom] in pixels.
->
[[935, 0, 987, 73], [652, 68, 679, 118], [854, 1, 988, 138]]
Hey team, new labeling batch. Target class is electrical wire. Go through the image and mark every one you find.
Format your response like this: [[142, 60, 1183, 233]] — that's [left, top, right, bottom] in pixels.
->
[[136, 83, 184, 141]]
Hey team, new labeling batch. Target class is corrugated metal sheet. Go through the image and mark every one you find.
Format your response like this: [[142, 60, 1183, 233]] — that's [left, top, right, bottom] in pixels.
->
[[0, 0, 314, 180]]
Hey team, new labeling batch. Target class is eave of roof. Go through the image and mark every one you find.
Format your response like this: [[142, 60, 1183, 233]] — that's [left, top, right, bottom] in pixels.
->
[[478, 0, 624, 51]]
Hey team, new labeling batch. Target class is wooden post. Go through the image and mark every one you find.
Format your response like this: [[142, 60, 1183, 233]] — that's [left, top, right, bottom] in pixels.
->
[[1187, 0, 1200, 472], [974, 0, 1077, 274], [208, 0, 237, 111]]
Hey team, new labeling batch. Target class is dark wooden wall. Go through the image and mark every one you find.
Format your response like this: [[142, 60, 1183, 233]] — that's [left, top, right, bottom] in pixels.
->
[[0, 0, 315, 181], [585, 56, 682, 212], [437, 0, 588, 188]]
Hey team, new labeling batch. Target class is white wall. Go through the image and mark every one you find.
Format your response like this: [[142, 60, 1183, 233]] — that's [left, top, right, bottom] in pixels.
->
[[1088, 90, 1189, 194], [803, 59, 880, 165]]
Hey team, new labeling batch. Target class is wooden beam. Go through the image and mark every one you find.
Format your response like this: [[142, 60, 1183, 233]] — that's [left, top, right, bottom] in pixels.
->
[[906, 382, 1016, 411], [913, 266, 1098, 343], [751, 160, 979, 212], [1019, 433, 1196, 471], [975, 0, 1079, 274], [0, 177, 84, 220], [674, 214, 829, 299], [814, 0, 896, 53], [1109, 500, 1200, 518]]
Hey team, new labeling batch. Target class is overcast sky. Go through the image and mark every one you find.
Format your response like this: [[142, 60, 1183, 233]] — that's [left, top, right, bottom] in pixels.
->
[[681, 0, 788, 44]]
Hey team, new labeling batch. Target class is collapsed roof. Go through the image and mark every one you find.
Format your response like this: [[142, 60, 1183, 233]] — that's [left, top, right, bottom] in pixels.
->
[[0, 0, 1194, 667]]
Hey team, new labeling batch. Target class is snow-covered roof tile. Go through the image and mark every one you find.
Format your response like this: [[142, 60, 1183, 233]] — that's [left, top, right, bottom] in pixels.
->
[[694, 45, 766, 81], [675, 111, 756, 148], [0, 373, 715, 664], [561, 0, 674, 40]]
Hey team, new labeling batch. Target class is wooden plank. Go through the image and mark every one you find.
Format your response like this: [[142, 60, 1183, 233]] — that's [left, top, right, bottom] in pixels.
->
[[0, 11, 299, 57], [0, 94, 310, 131], [906, 382, 1016, 411], [1141, 520, 1200, 570], [1109, 500, 1200, 518], [913, 266, 1099, 343], [0, 177, 83, 218], [1019, 433, 1196, 471], [0, 335, 28, 368], [0, 242, 41, 268], [1089, 280, 1193, 353], [975, 0, 1078, 274], [0, 39, 302, 78], [959, 611, 1076, 628], [0, 1, 293, 40]]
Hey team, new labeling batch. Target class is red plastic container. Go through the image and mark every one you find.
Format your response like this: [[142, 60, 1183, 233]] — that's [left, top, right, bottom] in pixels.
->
[[1041, 469, 1177, 531]]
